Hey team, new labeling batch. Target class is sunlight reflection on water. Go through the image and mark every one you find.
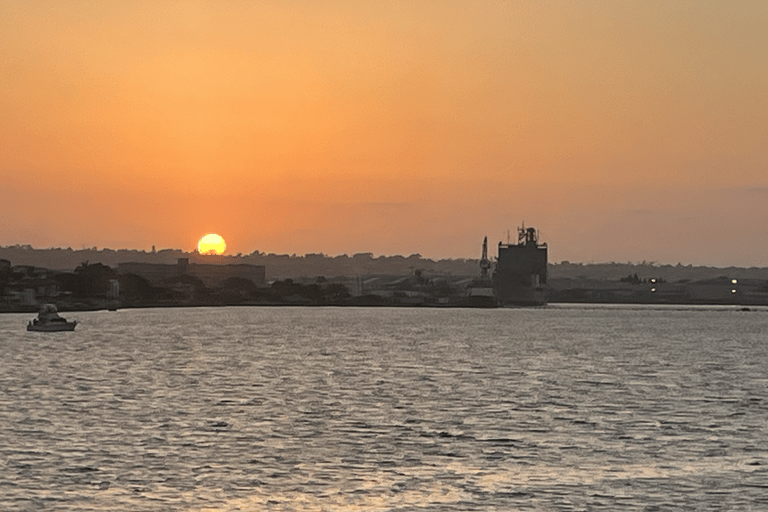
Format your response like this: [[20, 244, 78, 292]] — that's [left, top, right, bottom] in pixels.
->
[[1, 305, 767, 511]]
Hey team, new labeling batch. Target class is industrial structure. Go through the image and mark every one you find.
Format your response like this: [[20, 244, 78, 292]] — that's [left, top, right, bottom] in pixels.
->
[[492, 225, 548, 306], [465, 237, 497, 307]]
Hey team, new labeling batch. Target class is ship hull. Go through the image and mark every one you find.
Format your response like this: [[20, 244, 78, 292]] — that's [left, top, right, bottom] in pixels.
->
[[464, 286, 499, 308], [492, 282, 547, 307]]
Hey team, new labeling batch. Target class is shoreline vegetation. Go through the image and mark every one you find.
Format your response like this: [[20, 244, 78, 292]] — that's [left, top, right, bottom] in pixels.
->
[[2, 245, 768, 313]]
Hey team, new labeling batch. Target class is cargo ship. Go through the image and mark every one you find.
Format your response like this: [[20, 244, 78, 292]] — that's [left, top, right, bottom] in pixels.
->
[[492, 225, 548, 306]]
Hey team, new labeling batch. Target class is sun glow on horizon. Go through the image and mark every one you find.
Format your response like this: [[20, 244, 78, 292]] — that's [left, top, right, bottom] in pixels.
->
[[197, 233, 226, 255], [2, 3, 767, 267]]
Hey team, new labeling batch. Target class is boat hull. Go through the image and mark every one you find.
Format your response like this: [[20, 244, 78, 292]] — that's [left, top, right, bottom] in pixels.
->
[[27, 321, 77, 332], [464, 286, 499, 308]]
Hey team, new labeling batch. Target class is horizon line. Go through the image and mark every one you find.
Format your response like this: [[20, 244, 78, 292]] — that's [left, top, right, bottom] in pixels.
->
[[1, 244, 766, 270]]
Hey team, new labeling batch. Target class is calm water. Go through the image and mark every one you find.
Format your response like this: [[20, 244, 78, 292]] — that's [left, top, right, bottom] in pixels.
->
[[1, 305, 767, 511]]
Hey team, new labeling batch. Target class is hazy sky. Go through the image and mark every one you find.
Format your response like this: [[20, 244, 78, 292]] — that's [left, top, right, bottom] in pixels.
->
[[2, 1, 766, 266]]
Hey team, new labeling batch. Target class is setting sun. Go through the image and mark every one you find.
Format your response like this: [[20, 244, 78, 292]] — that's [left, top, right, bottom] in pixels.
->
[[197, 233, 226, 255]]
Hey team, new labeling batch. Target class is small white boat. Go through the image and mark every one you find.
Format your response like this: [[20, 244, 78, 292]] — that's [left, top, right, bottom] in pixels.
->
[[27, 304, 77, 332]]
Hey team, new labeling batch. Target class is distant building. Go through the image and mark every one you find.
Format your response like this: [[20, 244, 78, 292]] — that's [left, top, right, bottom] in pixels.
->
[[117, 258, 266, 288], [107, 279, 120, 299], [17, 288, 36, 306]]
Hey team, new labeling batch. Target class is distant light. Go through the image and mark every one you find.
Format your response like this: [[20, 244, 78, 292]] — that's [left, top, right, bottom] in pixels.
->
[[731, 289, 737, 294], [650, 278, 656, 283], [732, 279, 738, 284], [651, 288, 656, 292]]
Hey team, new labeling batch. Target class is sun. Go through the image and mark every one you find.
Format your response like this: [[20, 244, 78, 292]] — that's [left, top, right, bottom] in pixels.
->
[[197, 233, 226, 255]]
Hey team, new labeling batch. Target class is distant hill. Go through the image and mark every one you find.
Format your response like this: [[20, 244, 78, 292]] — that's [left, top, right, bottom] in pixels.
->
[[0, 245, 478, 280], [549, 261, 768, 283], [2, 245, 766, 282]]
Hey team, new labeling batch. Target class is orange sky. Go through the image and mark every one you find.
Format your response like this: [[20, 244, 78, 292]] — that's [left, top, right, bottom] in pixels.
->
[[2, 1, 767, 266]]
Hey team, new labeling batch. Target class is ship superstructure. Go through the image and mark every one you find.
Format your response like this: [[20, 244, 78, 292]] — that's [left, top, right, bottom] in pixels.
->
[[492, 225, 548, 306]]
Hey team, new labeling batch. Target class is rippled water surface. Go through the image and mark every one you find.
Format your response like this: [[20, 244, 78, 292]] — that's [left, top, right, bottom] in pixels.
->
[[2, 305, 768, 511]]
